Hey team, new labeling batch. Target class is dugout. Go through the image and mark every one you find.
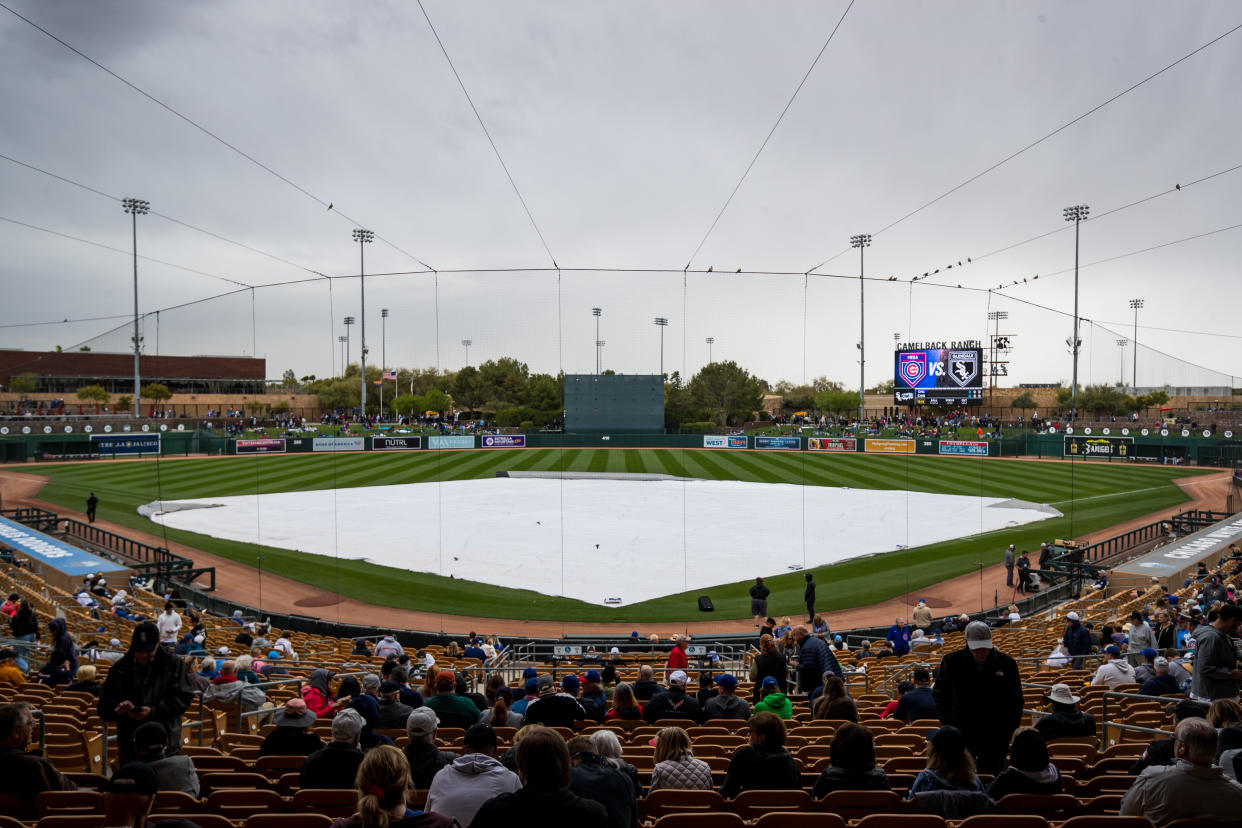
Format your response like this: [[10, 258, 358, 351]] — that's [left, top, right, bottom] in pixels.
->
[[0, 514, 130, 593], [1108, 511, 1242, 590]]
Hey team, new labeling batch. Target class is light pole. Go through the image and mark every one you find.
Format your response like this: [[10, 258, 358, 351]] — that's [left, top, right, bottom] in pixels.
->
[[654, 318, 669, 377], [596, 340, 606, 372], [461, 339, 472, 367], [1116, 338, 1128, 386], [380, 308, 389, 420], [987, 311, 1008, 415], [1129, 298, 1144, 390], [338, 335, 347, 373], [343, 316, 355, 375], [705, 336, 714, 365], [1063, 204, 1089, 405], [352, 228, 374, 416], [122, 197, 149, 418], [850, 233, 871, 422], [592, 308, 602, 374]]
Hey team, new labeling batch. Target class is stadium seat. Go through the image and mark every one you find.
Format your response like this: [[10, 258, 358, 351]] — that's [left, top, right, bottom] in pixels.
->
[[206, 788, 287, 820], [652, 814, 747, 828], [856, 815, 945, 828], [34, 790, 102, 817], [728, 789, 814, 819], [819, 790, 904, 821], [147, 815, 235, 828], [292, 788, 359, 818], [995, 793, 1080, 819], [641, 789, 726, 820], [1059, 818, 1154, 828], [958, 816, 1050, 828], [752, 814, 845, 828], [245, 815, 334, 827]]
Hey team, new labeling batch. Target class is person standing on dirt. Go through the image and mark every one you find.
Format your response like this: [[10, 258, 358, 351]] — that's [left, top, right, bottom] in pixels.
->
[[749, 578, 770, 624], [86, 493, 98, 523], [1003, 544, 1015, 586], [804, 572, 816, 624]]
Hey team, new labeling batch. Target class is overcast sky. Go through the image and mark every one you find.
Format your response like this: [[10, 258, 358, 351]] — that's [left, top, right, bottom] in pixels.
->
[[1, 0, 1238, 391]]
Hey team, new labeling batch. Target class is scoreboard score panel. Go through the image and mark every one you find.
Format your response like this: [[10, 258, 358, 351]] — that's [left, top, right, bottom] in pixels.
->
[[894, 347, 984, 405]]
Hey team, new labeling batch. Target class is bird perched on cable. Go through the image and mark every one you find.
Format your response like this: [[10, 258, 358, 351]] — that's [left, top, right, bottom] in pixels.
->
[[327, 202, 333, 210], [736, 268, 741, 272], [706, 266, 713, 272], [1175, 183, 1181, 190]]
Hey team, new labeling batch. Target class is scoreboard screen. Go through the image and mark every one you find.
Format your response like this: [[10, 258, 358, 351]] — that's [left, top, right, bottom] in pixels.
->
[[894, 346, 983, 405]]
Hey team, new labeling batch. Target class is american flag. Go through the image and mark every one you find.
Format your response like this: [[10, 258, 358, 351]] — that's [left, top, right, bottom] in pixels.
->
[[382, 370, 397, 380]]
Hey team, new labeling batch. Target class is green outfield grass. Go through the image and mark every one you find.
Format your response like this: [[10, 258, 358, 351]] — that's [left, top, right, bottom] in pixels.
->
[[22, 449, 1209, 623]]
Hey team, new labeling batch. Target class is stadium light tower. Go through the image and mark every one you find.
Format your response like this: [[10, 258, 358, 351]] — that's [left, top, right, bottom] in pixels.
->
[[343, 316, 355, 374], [592, 307, 602, 374], [850, 234, 871, 422], [462, 339, 472, 367], [1129, 298, 1144, 390], [1116, 338, 1128, 386], [1063, 204, 1089, 405], [596, 340, 606, 372], [380, 308, 389, 420], [654, 317, 669, 377], [122, 197, 149, 418], [338, 335, 347, 372], [352, 228, 374, 416], [705, 336, 715, 364]]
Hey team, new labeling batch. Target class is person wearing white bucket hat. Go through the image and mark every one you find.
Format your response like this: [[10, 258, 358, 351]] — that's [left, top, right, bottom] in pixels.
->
[[1033, 684, 1096, 742]]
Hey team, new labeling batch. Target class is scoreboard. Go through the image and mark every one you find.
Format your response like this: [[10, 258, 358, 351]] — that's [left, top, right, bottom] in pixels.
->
[[894, 344, 984, 406]]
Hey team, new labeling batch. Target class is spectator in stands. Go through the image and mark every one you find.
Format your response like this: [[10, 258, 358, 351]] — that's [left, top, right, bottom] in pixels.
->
[[403, 706, 457, 788], [813, 675, 858, 722], [374, 633, 404, 660], [443, 641, 462, 659], [1190, 603, 1242, 702], [46, 617, 78, 675], [425, 669, 481, 730], [235, 654, 262, 684], [1134, 648, 1160, 684], [704, 674, 750, 720], [261, 649, 289, 678], [463, 639, 487, 661], [567, 735, 639, 828], [133, 720, 198, 797], [908, 725, 985, 795], [426, 723, 520, 825], [933, 620, 1022, 775], [749, 635, 788, 702], [590, 730, 640, 797], [581, 669, 606, 712], [562, 674, 603, 723], [261, 697, 324, 756], [1129, 700, 1208, 775], [66, 663, 101, 696], [1139, 657, 1183, 697], [35, 650, 72, 687], [0, 701, 76, 815], [272, 633, 298, 662], [301, 668, 340, 717], [301, 708, 366, 790], [391, 666, 424, 710], [720, 711, 802, 798], [753, 676, 792, 719], [793, 625, 841, 695], [0, 594, 18, 617], [665, 635, 689, 674], [881, 681, 914, 719], [377, 680, 415, 730], [156, 602, 182, 650], [1201, 575, 1227, 605], [0, 649, 24, 687], [812, 722, 891, 797], [203, 659, 267, 713], [887, 617, 912, 656], [480, 688, 524, 728], [100, 762, 160, 828], [644, 670, 702, 724], [913, 599, 934, 631], [606, 682, 644, 721], [1120, 716, 1242, 824], [649, 726, 712, 790], [1062, 611, 1092, 670], [895, 668, 937, 723], [332, 743, 455, 828], [1155, 611, 1177, 650], [1128, 611, 1157, 666], [351, 673, 396, 748], [1207, 698, 1242, 730], [986, 727, 1061, 800], [512, 678, 540, 717], [471, 726, 609, 826], [632, 664, 661, 702], [1034, 684, 1097, 742], [1091, 645, 1136, 689], [811, 615, 831, 637], [523, 673, 583, 729]]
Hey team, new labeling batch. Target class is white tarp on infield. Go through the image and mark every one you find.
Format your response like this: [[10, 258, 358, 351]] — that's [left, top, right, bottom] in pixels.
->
[[146, 478, 1059, 606]]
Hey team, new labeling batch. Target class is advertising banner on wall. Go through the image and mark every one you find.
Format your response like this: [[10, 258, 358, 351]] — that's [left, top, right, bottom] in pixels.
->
[[703, 435, 748, 448], [807, 437, 857, 452], [939, 440, 989, 456], [482, 435, 526, 448], [1064, 436, 1134, 458], [865, 439, 915, 454], [90, 434, 161, 456], [312, 437, 366, 452], [754, 436, 800, 450], [235, 438, 286, 454], [372, 435, 422, 451], [428, 435, 475, 449]]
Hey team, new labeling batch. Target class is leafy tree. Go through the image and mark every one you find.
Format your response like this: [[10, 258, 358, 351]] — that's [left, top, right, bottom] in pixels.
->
[[778, 384, 815, 414], [1009, 391, 1037, 415], [1137, 390, 1170, 411], [78, 345, 91, 352], [811, 376, 842, 393], [76, 384, 110, 413], [423, 389, 452, 414], [116, 394, 132, 412], [141, 383, 172, 402], [452, 366, 485, 412], [281, 369, 299, 388], [663, 371, 701, 427], [401, 367, 453, 397], [312, 377, 359, 411], [390, 393, 424, 417], [478, 357, 530, 410], [866, 378, 896, 395], [689, 360, 765, 426], [527, 373, 562, 412], [815, 388, 861, 416], [1055, 387, 1074, 408], [272, 400, 291, 414], [10, 373, 36, 395]]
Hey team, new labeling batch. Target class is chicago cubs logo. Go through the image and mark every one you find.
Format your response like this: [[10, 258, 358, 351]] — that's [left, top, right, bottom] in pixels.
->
[[898, 352, 927, 387]]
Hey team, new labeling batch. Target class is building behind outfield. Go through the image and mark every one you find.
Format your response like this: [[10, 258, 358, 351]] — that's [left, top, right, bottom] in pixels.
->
[[564, 373, 664, 433], [0, 349, 266, 395]]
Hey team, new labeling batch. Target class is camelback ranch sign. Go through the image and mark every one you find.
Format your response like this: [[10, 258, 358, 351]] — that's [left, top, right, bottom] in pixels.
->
[[1064, 435, 1134, 458]]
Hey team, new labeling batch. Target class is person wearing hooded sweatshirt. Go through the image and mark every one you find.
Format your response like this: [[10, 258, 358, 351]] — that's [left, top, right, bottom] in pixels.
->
[[46, 617, 78, 676], [703, 674, 750, 720], [1062, 612, 1092, 670], [426, 723, 520, 827], [752, 676, 792, 719], [9, 601, 38, 673], [301, 668, 341, 717], [98, 621, 194, 765], [643, 671, 703, 724], [987, 727, 1062, 800], [720, 711, 802, 798], [1090, 645, 1136, 689]]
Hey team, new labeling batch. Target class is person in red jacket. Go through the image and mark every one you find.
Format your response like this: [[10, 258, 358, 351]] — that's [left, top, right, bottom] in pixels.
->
[[666, 636, 689, 675]]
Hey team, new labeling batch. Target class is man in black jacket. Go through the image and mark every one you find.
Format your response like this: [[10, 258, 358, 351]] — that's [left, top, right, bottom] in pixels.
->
[[301, 708, 366, 790], [98, 622, 194, 764], [471, 726, 607, 827], [567, 735, 638, 828], [643, 670, 702, 724], [804, 572, 817, 623], [932, 621, 1022, 775], [1062, 611, 1092, 670], [524, 674, 587, 729], [631, 665, 661, 702]]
